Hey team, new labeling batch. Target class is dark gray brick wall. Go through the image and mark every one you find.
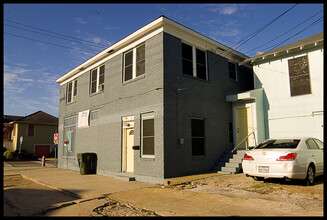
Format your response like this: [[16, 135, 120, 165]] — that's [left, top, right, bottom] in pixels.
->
[[58, 32, 164, 181]]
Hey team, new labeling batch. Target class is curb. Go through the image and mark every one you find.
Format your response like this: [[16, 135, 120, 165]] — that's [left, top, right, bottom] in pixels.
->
[[3, 161, 14, 167], [20, 174, 81, 199], [18, 173, 112, 216]]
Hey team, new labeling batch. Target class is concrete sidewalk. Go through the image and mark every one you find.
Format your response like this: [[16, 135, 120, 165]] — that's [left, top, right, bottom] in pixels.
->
[[10, 165, 154, 200], [4, 162, 316, 216]]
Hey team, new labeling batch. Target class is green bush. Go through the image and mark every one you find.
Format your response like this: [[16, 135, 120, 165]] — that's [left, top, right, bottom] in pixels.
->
[[3, 149, 37, 160], [3, 150, 16, 160], [3, 147, 8, 159]]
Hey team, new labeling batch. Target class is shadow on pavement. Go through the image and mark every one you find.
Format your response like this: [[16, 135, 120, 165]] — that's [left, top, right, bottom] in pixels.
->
[[4, 175, 80, 216]]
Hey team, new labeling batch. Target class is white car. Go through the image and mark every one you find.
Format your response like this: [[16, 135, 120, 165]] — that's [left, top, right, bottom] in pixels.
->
[[242, 137, 323, 185]]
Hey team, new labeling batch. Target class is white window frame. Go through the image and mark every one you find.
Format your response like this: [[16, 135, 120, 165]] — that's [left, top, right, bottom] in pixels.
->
[[90, 64, 105, 95], [66, 79, 77, 104], [182, 42, 208, 80], [63, 115, 76, 156], [123, 43, 145, 82], [141, 114, 155, 158]]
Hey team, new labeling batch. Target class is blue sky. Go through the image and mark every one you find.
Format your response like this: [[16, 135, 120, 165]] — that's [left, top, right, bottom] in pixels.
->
[[3, 3, 323, 117]]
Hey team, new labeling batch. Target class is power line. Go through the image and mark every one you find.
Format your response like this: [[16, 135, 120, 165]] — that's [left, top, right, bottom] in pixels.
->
[[4, 32, 96, 55], [229, 4, 298, 51], [268, 16, 323, 51], [4, 23, 105, 49], [4, 18, 109, 48], [245, 9, 323, 55], [206, 4, 298, 72]]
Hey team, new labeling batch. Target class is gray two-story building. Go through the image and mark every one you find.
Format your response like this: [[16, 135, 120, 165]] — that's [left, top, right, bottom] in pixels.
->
[[56, 16, 254, 184]]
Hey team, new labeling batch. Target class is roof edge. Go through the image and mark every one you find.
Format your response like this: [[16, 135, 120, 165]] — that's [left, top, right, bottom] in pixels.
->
[[56, 16, 165, 84], [57, 15, 250, 84], [241, 32, 323, 65]]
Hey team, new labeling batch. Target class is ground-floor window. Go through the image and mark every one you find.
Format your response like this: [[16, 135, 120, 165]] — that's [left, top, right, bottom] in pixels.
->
[[63, 115, 76, 156], [191, 118, 205, 156], [141, 113, 154, 158]]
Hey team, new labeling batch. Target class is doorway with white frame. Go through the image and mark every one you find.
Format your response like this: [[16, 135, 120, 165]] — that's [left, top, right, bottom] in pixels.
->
[[233, 101, 258, 150], [122, 116, 135, 173]]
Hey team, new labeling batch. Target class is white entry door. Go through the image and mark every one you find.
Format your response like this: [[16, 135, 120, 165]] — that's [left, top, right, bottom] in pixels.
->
[[125, 128, 134, 173]]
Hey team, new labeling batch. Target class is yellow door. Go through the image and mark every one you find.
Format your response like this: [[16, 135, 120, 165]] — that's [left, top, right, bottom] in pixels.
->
[[236, 108, 249, 149], [126, 128, 134, 173]]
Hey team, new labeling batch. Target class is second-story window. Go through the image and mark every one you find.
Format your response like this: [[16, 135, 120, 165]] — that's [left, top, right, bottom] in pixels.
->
[[66, 79, 77, 104], [229, 62, 237, 80], [27, 124, 35, 137], [123, 43, 145, 82], [182, 43, 207, 80], [288, 55, 311, 97], [90, 64, 105, 94]]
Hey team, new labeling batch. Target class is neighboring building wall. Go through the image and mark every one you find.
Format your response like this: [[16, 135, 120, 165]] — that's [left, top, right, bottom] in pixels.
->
[[253, 46, 324, 141], [3, 125, 14, 151], [58, 32, 165, 183], [163, 33, 253, 178], [12, 123, 57, 154], [11, 124, 18, 151]]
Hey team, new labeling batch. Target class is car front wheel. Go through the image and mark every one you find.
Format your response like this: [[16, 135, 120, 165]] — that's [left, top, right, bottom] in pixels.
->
[[304, 165, 315, 186]]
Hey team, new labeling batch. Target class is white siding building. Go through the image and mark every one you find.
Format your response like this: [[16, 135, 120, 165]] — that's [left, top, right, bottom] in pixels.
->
[[236, 32, 323, 142]]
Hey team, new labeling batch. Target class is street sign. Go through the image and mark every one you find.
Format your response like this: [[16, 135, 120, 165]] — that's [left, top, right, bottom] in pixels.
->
[[54, 133, 58, 144]]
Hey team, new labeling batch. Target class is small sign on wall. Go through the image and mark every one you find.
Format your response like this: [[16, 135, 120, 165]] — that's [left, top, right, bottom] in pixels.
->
[[54, 133, 58, 144], [78, 110, 90, 128]]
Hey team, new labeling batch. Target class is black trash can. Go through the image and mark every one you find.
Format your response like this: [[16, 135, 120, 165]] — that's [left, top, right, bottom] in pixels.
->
[[77, 153, 97, 175]]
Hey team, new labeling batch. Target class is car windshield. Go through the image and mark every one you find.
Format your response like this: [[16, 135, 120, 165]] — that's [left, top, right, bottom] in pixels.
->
[[256, 139, 300, 149]]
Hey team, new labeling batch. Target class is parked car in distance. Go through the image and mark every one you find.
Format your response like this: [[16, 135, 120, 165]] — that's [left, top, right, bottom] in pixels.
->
[[242, 137, 323, 185]]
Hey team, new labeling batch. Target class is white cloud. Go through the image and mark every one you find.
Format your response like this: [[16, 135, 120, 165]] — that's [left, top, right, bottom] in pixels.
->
[[213, 28, 240, 37], [220, 4, 238, 15], [75, 17, 88, 25], [4, 63, 60, 116], [4, 65, 35, 95], [203, 4, 257, 17], [85, 36, 112, 47], [203, 4, 238, 15], [66, 33, 113, 65], [20, 78, 34, 82]]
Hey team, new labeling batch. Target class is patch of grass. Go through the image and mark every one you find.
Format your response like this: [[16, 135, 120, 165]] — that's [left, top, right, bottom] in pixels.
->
[[243, 182, 277, 194]]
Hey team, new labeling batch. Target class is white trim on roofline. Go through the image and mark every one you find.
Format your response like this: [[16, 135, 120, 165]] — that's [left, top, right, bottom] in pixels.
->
[[59, 27, 163, 86], [162, 17, 248, 60], [57, 16, 249, 85], [56, 16, 164, 84]]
